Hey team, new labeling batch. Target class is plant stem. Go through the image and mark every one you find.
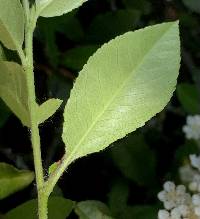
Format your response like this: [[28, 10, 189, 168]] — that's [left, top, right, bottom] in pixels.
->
[[22, 4, 47, 219]]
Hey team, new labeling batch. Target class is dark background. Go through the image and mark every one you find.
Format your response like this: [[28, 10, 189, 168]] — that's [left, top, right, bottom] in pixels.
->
[[0, 0, 200, 218]]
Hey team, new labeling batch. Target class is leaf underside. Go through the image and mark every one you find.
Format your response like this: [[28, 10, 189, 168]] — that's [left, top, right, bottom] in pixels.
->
[[62, 22, 180, 163], [0, 0, 24, 50], [39, 0, 88, 17]]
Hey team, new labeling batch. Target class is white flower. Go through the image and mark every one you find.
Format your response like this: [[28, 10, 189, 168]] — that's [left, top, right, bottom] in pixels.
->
[[190, 155, 200, 171], [179, 164, 200, 192], [158, 182, 191, 210], [183, 115, 200, 140]]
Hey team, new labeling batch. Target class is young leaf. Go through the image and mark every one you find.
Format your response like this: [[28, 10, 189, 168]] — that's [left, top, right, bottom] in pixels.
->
[[0, 0, 24, 50], [37, 0, 88, 18], [0, 61, 30, 127], [75, 200, 114, 219], [37, 98, 63, 125], [62, 22, 180, 163], [0, 163, 34, 199], [5, 197, 75, 219]]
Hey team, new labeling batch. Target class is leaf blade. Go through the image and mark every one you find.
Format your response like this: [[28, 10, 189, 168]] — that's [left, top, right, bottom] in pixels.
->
[[0, 163, 34, 200], [62, 22, 180, 163], [0, 0, 24, 50], [0, 61, 30, 126], [38, 0, 88, 18]]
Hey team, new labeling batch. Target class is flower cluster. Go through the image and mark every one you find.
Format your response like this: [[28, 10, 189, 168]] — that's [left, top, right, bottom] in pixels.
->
[[183, 115, 200, 141], [158, 181, 200, 219], [158, 155, 200, 219]]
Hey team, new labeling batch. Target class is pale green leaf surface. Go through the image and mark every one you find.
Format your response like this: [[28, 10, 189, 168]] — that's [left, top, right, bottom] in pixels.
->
[[0, 163, 34, 199], [0, 61, 30, 126], [5, 197, 75, 219], [62, 22, 180, 163], [75, 201, 114, 219], [38, 0, 88, 17], [37, 98, 63, 124], [0, 0, 24, 50]]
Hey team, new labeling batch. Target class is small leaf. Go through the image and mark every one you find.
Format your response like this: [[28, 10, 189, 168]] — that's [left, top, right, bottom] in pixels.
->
[[62, 22, 180, 164], [37, 98, 63, 125], [183, 0, 200, 14], [48, 161, 60, 175], [0, 163, 34, 199], [5, 197, 75, 219], [177, 83, 200, 114], [37, 0, 88, 18], [0, 0, 24, 50], [75, 200, 114, 219], [0, 61, 30, 126]]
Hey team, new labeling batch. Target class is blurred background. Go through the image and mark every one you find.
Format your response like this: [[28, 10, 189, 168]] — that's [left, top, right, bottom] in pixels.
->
[[0, 0, 200, 218]]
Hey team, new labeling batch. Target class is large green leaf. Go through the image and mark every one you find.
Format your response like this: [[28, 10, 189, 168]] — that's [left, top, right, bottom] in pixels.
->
[[75, 201, 114, 219], [0, 0, 24, 50], [0, 163, 34, 199], [5, 197, 75, 219], [0, 44, 5, 59], [37, 0, 88, 18], [62, 22, 180, 163], [0, 61, 30, 126], [177, 83, 200, 114]]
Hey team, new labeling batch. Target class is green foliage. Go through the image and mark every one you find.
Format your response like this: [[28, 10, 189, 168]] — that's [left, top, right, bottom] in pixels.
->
[[177, 83, 200, 114], [0, 61, 30, 127], [86, 9, 140, 43], [0, 0, 24, 50], [62, 21, 180, 164], [61, 45, 99, 71], [111, 133, 156, 186], [37, 0, 89, 18], [182, 0, 200, 14], [0, 99, 11, 128], [75, 200, 114, 219], [0, 163, 34, 200], [37, 98, 62, 125], [5, 197, 75, 219], [0, 44, 5, 59]]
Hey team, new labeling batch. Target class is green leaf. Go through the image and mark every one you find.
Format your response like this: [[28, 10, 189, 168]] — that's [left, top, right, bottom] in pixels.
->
[[111, 133, 156, 186], [87, 9, 140, 43], [62, 22, 180, 163], [37, 0, 89, 18], [183, 0, 200, 14], [37, 98, 63, 125], [0, 0, 24, 50], [108, 180, 129, 218], [177, 83, 200, 114], [75, 201, 114, 219], [61, 45, 99, 71], [0, 163, 34, 200], [5, 197, 75, 219], [0, 61, 30, 127], [125, 205, 158, 219]]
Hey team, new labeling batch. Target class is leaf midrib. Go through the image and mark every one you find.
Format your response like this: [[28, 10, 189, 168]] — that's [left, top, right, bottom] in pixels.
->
[[65, 23, 175, 161]]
